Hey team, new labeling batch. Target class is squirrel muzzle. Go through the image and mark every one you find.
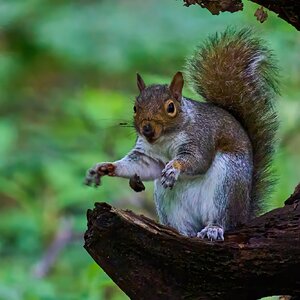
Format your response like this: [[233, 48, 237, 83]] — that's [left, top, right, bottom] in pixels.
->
[[140, 120, 163, 143]]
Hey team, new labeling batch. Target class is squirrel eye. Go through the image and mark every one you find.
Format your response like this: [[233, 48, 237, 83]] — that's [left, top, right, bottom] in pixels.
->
[[165, 100, 177, 117], [133, 106, 137, 114], [167, 103, 175, 113]]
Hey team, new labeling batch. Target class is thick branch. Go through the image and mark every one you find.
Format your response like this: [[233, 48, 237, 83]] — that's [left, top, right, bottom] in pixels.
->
[[84, 185, 300, 299], [182, 0, 300, 31]]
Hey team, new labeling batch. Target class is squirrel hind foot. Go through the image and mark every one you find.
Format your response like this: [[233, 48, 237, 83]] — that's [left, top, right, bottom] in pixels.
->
[[197, 225, 224, 241]]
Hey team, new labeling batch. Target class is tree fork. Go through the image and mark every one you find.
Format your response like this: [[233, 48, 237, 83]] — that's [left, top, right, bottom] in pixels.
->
[[84, 183, 300, 299]]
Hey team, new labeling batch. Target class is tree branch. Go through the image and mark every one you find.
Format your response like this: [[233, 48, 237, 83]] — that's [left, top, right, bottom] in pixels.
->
[[84, 184, 300, 299], [182, 0, 300, 31]]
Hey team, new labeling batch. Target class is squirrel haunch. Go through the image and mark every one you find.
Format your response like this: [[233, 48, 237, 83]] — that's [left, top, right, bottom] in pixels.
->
[[185, 28, 279, 215]]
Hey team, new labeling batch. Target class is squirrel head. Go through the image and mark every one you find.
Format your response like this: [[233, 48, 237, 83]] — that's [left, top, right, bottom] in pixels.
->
[[133, 72, 184, 144]]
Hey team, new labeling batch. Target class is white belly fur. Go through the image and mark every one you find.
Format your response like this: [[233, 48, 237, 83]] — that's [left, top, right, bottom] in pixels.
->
[[154, 153, 228, 236]]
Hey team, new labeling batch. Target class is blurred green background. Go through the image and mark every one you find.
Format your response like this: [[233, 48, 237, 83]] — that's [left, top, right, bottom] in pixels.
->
[[0, 1, 299, 299]]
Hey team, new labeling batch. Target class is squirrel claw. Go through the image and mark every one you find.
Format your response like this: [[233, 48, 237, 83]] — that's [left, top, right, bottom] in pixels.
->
[[85, 163, 115, 188], [197, 225, 224, 241], [161, 163, 180, 189], [85, 168, 102, 187]]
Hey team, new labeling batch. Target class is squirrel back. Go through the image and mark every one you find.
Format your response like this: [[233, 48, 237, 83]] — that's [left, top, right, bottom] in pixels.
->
[[185, 28, 279, 215]]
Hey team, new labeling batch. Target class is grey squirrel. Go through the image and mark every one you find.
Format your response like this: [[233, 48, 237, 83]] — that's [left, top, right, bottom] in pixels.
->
[[85, 28, 279, 241]]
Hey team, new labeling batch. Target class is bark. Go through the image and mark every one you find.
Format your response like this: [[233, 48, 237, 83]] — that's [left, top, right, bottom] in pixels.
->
[[84, 184, 300, 299], [182, 0, 300, 31]]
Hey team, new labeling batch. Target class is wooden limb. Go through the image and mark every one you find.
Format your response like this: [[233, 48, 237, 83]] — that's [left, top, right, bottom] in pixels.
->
[[84, 184, 300, 299], [182, 0, 300, 31]]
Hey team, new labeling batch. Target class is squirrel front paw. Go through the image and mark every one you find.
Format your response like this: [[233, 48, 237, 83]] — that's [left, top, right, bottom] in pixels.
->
[[85, 163, 115, 187], [161, 161, 180, 189], [197, 225, 224, 241]]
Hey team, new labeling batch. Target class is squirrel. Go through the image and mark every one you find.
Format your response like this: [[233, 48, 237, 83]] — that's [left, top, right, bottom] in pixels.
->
[[85, 28, 279, 241]]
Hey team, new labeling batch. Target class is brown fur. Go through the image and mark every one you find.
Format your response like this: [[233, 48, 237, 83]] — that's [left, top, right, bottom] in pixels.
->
[[134, 84, 184, 141], [172, 160, 184, 170], [185, 28, 279, 215]]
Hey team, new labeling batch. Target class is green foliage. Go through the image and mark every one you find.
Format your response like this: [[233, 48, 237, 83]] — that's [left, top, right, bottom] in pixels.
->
[[0, 0, 299, 299]]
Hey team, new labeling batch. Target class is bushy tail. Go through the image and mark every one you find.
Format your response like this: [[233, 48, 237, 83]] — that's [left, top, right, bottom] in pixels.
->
[[185, 28, 279, 215]]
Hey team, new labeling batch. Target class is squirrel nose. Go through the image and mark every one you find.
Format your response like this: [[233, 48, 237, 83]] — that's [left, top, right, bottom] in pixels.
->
[[142, 124, 154, 137]]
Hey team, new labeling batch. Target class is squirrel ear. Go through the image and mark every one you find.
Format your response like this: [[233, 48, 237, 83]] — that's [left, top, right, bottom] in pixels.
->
[[169, 72, 184, 101], [137, 73, 146, 92]]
